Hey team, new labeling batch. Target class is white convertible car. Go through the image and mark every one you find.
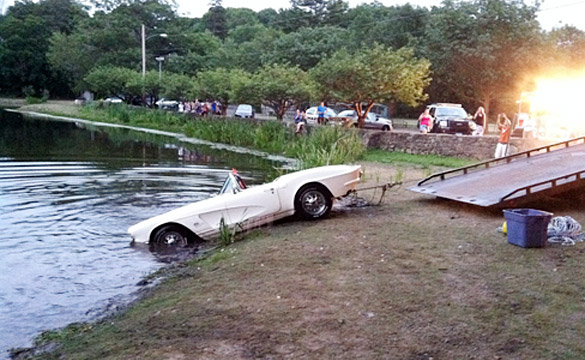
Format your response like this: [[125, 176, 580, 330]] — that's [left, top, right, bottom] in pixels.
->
[[129, 164, 362, 248]]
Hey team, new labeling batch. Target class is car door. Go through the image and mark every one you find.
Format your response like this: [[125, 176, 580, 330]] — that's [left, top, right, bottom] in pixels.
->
[[222, 182, 282, 230]]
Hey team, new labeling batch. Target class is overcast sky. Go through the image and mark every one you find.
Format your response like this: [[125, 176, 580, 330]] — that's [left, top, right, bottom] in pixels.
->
[[1, 0, 584, 30]]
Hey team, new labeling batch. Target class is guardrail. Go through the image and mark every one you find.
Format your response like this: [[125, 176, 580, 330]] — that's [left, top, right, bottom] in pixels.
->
[[417, 136, 585, 187], [500, 169, 585, 203]]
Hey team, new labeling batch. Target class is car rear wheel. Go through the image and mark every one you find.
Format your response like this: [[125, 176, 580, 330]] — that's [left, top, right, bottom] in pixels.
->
[[295, 185, 332, 220], [152, 225, 190, 247], [382, 125, 390, 131]]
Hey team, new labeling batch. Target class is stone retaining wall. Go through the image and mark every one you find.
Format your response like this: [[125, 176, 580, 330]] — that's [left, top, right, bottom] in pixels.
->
[[362, 131, 549, 160]]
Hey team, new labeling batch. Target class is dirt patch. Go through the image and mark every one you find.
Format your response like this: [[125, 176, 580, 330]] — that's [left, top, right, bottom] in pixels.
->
[[23, 162, 585, 360]]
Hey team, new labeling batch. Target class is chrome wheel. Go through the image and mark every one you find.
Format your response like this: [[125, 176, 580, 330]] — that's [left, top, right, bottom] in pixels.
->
[[296, 185, 332, 219]]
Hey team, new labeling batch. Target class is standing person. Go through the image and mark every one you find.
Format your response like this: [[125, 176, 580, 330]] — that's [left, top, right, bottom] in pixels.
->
[[495, 113, 512, 158], [418, 108, 434, 134], [473, 106, 486, 136], [317, 102, 327, 125]]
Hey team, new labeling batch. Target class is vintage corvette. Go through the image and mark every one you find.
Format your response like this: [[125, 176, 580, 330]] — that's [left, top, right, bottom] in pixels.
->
[[128, 164, 362, 247]]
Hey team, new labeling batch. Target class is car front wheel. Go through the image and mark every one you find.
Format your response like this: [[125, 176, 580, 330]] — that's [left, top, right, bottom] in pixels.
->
[[152, 225, 190, 247], [295, 185, 332, 220]]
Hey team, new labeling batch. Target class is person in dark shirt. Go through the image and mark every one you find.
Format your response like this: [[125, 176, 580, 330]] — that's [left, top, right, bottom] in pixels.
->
[[473, 106, 486, 136]]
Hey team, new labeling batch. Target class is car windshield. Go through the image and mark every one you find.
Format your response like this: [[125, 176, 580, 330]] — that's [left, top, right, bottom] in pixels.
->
[[218, 172, 246, 195], [436, 107, 467, 117], [237, 105, 252, 112]]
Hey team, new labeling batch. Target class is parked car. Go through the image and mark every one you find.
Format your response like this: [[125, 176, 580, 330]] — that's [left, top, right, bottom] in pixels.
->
[[104, 96, 123, 104], [336, 110, 393, 131], [156, 98, 179, 110], [305, 106, 337, 124], [128, 165, 362, 248], [234, 104, 255, 118], [425, 103, 476, 135]]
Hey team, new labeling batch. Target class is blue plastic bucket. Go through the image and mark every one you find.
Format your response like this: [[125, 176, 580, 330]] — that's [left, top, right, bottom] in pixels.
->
[[503, 208, 553, 248]]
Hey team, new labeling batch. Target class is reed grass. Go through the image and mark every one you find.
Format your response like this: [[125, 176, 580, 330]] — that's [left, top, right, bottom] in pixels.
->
[[78, 104, 365, 169]]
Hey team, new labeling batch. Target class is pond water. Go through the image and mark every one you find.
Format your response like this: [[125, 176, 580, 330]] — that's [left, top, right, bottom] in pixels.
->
[[0, 110, 286, 357]]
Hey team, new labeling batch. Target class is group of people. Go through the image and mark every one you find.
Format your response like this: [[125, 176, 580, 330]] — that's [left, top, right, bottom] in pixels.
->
[[417, 105, 512, 158], [178, 99, 222, 116]]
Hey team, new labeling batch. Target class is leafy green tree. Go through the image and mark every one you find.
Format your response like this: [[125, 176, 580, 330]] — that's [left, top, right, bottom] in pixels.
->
[[225, 8, 259, 30], [48, 0, 176, 93], [164, 31, 224, 76], [423, 0, 541, 121], [129, 71, 165, 106], [222, 25, 282, 72], [0, 0, 86, 96], [196, 68, 251, 115], [541, 25, 585, 69], [346, 4, 429, 50], [242, 63, 315, 120], [161, 73, 198, 100], [312, 46, 430, 127], [84, 66, 136, 101], [204, 2, 228, 40], [257, 8, 279, 27], [268, 26, 349, 70]]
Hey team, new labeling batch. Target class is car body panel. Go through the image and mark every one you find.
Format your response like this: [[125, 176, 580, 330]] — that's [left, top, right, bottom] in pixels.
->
[[336, 110, 393, 130], [306, 106, 337, 124], [234, 104, 255, 118], [128, 165, 362, 244]]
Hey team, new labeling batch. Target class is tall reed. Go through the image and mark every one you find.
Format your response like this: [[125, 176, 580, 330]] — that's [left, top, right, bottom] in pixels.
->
[[78, 104, 365, 168]]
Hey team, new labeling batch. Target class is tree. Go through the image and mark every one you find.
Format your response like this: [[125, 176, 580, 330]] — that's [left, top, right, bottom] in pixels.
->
[[84, 66, 136, 101], [0, 0, 87, 96], [161, 73, 198, 100], [48, 0, 177, 93], [242, 63, 315, 120], [346, 4, 429, 50], [196, 68, 251, 115], [541, 25, 585, 69], [221, 25, 282, 72], [164, 31, 224, 76], [204, 3, 227, 40], [312, 46, 431, 127], [422, 0, 542, 123], [268, 26, 349, 71]]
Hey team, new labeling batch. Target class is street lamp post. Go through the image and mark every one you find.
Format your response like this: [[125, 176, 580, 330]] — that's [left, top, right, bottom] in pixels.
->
[[155, 56, 165, 79], [141, 24, 167, 77]]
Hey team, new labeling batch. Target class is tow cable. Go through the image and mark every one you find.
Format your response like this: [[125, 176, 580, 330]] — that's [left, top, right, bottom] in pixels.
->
[[345, 182, 402, 206]]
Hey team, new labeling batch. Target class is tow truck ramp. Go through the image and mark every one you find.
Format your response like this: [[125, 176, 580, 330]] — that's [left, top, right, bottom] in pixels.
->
[[409, 137, 585, 207]]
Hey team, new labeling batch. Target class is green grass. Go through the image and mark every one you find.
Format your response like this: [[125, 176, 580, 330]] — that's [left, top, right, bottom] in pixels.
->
[[364, 148, 477, 168], [75, 104, 366, 169]]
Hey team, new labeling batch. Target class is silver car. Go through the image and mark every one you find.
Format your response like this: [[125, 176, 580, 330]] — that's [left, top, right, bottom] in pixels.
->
[[337, 110, 393, 131]]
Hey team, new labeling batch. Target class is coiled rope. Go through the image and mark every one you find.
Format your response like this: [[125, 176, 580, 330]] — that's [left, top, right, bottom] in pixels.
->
[[548, 216, 585, 246]]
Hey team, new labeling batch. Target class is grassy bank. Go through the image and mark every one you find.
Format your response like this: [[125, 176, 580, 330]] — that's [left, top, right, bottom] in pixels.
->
[[19, 163, 585, 360], [7, 100, 585, 359], [17, 102, 365, 169], [12, 101, 477, 171]]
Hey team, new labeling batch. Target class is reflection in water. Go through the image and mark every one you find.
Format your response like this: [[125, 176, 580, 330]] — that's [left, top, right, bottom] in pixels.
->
[[0, 111, 279, 356]]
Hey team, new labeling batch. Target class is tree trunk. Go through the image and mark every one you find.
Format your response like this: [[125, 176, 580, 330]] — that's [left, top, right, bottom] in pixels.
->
[[276, 100, 288, 120]]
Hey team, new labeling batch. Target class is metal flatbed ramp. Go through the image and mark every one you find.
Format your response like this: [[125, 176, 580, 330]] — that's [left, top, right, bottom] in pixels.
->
[[409, 137, 585, 207]]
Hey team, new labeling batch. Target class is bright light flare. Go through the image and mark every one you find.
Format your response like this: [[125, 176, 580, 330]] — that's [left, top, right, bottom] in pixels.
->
[[528, 69, 585, 139]]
